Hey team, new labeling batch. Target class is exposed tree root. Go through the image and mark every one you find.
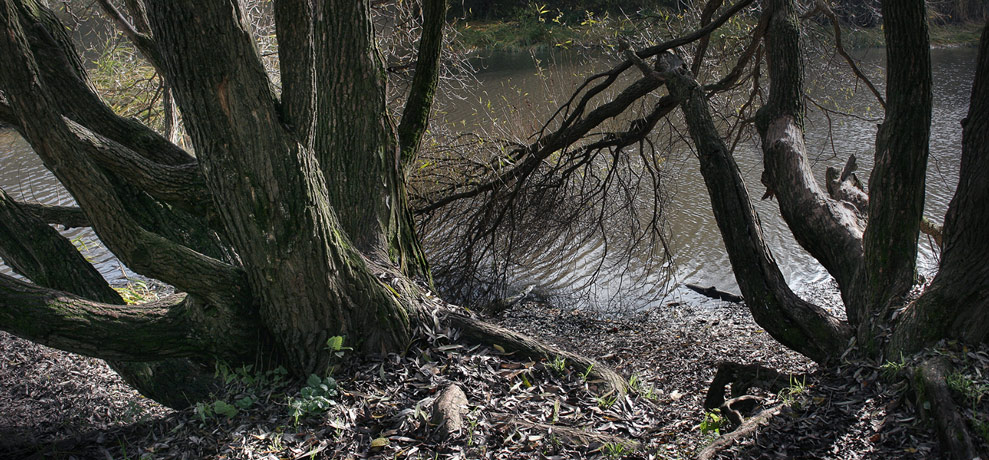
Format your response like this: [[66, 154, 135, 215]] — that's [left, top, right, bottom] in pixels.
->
[[696, 405, 782, 460], [444, 311, 628, 395], [704, 361, 803, 410], [913, 357, 987, 460]]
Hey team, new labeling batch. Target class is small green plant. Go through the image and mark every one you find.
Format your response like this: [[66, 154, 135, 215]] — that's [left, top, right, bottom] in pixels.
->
[[946, 372, 989, 405], [194, 399, 240, 421], [580, 363, 594, 381], [550, 356, 567, 373], [601, 441, 629, 458], [288, 374, 338, 424], [972, 416, 989, 444], [778, 375, 808, 406], [699, 409, 727, 435], [627, 374, 659, 401], [880, 354, 907, 381], [596, 393, 618, 409], [114, 279, 157, 304]]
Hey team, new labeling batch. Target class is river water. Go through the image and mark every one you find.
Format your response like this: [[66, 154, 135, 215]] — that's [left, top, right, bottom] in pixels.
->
[[0, 46, 977, 311]]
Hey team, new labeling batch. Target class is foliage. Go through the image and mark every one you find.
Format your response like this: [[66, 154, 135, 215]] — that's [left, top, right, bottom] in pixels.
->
[[698, 409, 727, 435], [113, 280, 157, 304], [287, 374, 339, 424]]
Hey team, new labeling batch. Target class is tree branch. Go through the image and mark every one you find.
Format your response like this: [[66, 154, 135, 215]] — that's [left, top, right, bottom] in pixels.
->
[[0, 186, 119, 303], [274, 0, 316, 143], [861, 0, 932, 318], [95, 0, 164, 71], [63, 117, 212, 218], [397, 0, 447, 167], [755, 0, 865, 320], [18, 202, 90, 229], [0, 274, 202, 361], [0, 5, 246, 306], [659, 51, 851, 363]]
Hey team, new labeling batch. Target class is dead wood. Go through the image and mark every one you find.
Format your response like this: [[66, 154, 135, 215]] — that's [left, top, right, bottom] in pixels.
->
[[430, 383, 469, 438], [913, 357, 987, 460], [685, 284, 744, 303], [444, 311, 628, 395], [506, 418, 640, 449]]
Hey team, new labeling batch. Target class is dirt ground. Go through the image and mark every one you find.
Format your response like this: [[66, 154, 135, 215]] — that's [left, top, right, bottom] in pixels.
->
[[0, 293, 947, 459]]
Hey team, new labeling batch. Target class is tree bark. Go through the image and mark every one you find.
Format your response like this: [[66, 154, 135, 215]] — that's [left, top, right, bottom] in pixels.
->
[[890, 20, 989, 352], [860, 0, 932, 328], [755, 0, 865, 320], [658, 52, 851, 364]]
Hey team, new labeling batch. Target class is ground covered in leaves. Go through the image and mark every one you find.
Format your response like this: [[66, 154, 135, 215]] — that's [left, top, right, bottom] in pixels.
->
[[1, 290, 974, 459]]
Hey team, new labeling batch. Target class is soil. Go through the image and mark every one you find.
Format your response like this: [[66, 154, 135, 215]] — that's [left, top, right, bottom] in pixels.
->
[[0, 293, 952, 459]]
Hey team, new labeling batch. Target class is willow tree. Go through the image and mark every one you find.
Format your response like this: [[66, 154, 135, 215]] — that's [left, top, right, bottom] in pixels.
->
[[411, 0, 987, 454], [655, 1, 988, 457], [0, 0, 624, 408]]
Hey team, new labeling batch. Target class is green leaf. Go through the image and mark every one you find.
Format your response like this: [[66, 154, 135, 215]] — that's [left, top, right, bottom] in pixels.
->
[[370, 437, 389, 448], [213, 400, 238, 418]]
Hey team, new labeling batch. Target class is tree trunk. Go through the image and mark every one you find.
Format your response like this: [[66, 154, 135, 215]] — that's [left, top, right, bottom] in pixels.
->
[[859, 0, 932, 342], [889, 20, 989, 353]]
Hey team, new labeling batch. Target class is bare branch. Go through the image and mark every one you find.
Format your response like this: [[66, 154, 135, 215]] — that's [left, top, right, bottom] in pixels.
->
[[95, 0, 164, 71]]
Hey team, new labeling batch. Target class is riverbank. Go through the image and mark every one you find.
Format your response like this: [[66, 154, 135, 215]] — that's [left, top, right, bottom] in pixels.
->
[[1, 295, 946, 459], [454, 16, 985, 53]]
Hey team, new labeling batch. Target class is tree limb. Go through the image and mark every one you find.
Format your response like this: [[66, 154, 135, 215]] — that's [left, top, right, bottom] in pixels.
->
[[659, 51, 851, 363], [756, 0, 866, 319], [274, 0, 316, 143], [95, 0, 164, 71], [64, 117, 212, 218], [17, 202, 90, 229], [861, 0, 932, 318], [0, 274, 202, 361], [398, 0, 446, 167]]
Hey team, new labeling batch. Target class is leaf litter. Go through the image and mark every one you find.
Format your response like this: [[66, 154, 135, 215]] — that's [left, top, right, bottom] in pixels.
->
[[0, 292, 967, 459]]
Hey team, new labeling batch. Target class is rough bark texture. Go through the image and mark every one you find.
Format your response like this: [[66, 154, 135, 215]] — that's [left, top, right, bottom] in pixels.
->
[[890, 20, 989, 352], [861, 0, 932, 324], [313, 0, 429, 279], [0, 188, 120, 303], [755, 0, 865, 318], [659, 51, 851, 364], [146, 0, 416, 373]]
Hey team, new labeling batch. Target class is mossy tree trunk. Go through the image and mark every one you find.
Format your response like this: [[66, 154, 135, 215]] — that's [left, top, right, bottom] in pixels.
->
[[0, 0, 631, 409], [0, 0, 444, 396]]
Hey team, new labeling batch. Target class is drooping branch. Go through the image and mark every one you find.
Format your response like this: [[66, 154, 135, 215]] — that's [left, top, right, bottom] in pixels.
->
[[397, 0, 447, 167], [274, 0, 316, 143], [0, 186, 120, 303], [861, 0, 932, 317], [659, 51, 851, 363], [0, 274, 203, 361], [755, 0, 865, 319], [810, 0, 886, 109]]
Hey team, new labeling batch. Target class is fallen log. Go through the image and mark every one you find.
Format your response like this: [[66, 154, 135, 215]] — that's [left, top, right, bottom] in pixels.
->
[[685, 284, 744, 304]]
